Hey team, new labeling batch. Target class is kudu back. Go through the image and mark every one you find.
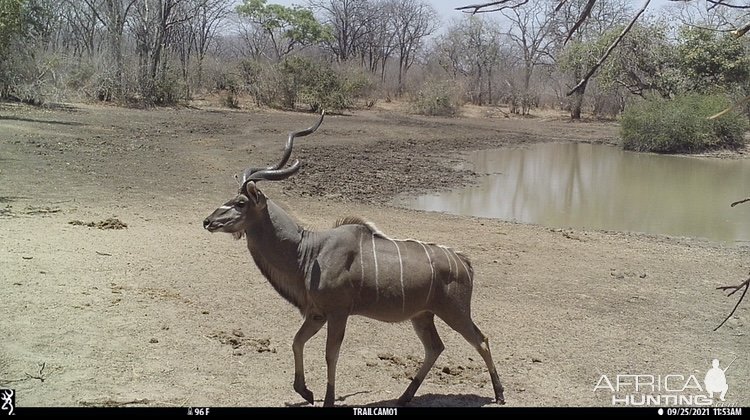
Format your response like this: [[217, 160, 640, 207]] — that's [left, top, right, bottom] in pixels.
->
[[203, 112, 505, 407]]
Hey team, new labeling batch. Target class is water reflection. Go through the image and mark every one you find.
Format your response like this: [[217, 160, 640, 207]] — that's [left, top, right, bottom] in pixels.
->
[[398, 143, 750, 243]]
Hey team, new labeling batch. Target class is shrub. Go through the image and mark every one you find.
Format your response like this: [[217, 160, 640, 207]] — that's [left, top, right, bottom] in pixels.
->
[[621, 94, 749, 153], [411, 80, 463, 116], [278, 57, 371, 112]]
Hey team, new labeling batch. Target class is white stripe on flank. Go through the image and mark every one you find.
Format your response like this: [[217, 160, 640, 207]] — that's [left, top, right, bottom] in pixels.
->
[[440, 246, 454, 278], [371, 233, 379, 302], [389, 239, 405, 313], [358, 233, 365, 297], [219, 205, 233, 210], [453, 250, 472, 284], [417, 241, 435, 304]]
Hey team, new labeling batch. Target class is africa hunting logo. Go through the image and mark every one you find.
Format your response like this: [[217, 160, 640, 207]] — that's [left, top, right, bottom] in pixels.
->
[[0, 389, 14, 416], [594, 358, 735, 406]]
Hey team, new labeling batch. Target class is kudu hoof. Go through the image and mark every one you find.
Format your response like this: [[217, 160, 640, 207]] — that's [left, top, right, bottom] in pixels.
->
[[295, 386, 315, 405], [496, 394, 506, 405]]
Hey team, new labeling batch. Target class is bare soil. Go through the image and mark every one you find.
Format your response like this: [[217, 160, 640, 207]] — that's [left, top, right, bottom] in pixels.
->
[[0, 102, 748, 408]]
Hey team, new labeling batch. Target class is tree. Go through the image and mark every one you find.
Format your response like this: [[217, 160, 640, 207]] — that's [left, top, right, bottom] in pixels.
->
[[388, 0, 438, 95], [595, 22, 678, 98], [0, 0, 52, 100], [501, 0, 555, 114], [434, 16, 504, 105], [358, 1, 396, 81], [130, 0, 189, 104], [236, 0, 329, 61], [553, 0, 630, 118], [192, 0, 231, 88], [677, 26, 750, 94], [96, 0, 137, 99], [310, 0, 378, 62]]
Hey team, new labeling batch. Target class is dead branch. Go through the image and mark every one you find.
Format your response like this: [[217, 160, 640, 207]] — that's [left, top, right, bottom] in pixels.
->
[[669, 0, 750, 8], [734, 21, 750, 37], [25, 362, 46, 382], [731, 197, 750, 207], [79, 398, 151, 407], [707, 0, 750, 9], [456, 0, 530, 14], [564, 0, 597, 45], [567, 0, 652, 96], [714, 277, 750, 331], [555, 0, 570, 12], [709, 96, 750, 120]]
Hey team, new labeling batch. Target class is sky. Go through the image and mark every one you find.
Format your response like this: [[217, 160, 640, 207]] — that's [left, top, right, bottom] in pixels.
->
[[267, 0, 678, 26]]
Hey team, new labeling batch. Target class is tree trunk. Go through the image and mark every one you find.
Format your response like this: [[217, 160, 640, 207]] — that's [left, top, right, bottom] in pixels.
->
[[487, 68, 492, 105], [570, 80, 587, 120]]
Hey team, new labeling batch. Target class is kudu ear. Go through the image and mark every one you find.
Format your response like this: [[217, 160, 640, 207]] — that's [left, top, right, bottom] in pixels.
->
[[245, 181, 260, 203]]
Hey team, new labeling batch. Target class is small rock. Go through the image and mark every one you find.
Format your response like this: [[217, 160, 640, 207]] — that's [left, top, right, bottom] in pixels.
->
[[610, 271, 625, 280], [232, 329, 245, 337], [532, 358, 542, 363], [233, 349, 245, 356], [22, 256, 33, 260], [201, 310, 209, 315], [149, 338, 159, 344], [442, 366, 452, 374], [39, 271, 46, 274], [13, 282, 21, 286], [493, 260, 499, 264], [639, 273, 647, 279], [365, 361, 378, 367]]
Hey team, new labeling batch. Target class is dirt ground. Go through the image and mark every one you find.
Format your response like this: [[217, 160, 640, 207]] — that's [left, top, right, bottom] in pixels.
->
[[1, 102, 748, 408]]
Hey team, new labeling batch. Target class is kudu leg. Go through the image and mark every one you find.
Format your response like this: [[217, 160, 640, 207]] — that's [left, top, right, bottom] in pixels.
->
[[397, 312, 444, 406], [323, 314, 348, 407], [439, 313, 506, 405], [293, 315, 326, 405]]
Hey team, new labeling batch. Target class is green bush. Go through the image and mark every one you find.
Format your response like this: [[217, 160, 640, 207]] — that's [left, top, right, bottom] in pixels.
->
[[621, 94, 749, 153], [411, 80, 463, 116], [278, 57, 370, 112]]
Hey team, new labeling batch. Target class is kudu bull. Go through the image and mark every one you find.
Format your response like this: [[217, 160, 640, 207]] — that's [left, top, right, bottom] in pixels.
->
[[203, 112, 505, 407]]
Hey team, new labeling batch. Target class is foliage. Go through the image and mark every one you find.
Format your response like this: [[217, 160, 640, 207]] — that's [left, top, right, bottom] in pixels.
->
[[596, 22, 679, 98], [236, 0, 331, 60], [676, 27, 750, 94], [0, 0, 24, 55], [239, 57, 371, 111], [278, 56, 371, 111], [621, 94, 748, 153], [0, 0, 51, 99], [411, 79, 463, 116]]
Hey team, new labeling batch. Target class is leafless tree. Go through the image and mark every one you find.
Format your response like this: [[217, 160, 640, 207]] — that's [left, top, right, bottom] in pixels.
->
[[59, 0, 102, 58], [310, 0, 377, 62], [192, 0, 231, 87], [359, 1, 397, 81], [502, 0, 555, 113], [129, 0, 193, 102], [435, 16, 505, 105], [388, 0, 439, 95]]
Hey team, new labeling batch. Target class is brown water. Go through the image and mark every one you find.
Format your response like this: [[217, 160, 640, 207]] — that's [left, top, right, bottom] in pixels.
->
[[397, 142, 750, 243]]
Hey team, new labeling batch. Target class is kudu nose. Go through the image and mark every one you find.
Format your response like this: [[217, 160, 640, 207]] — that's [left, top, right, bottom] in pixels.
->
[[203, 218, 210, 229]]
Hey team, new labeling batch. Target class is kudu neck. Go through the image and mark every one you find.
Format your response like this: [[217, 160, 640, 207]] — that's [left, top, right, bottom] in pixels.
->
[[243, 198, 310, 311], [246, 199, 304, 249]]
